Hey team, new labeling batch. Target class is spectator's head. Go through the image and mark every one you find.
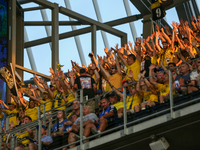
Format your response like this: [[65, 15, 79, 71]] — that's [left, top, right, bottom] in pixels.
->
[[57, 110, 65, 120], [83, 105, 92, 115], [100, 97, 110, 110], [43, 91, 49, 99], [156, 71, 164, 84], [183, 37, 189, 45], [168, 62, 176, 70], [180, 63, 190, 75], [108, 92, 118, 105], [8, 102, 15, 110], [72, 100, 80, 111], [24, 116, 32, 124], [195, 58, 200, 69], [88, 68, 94, 76], [163, 72, 169, 83], [191, 58, 197, 69], [122, 80, 129, 93], [129, 86, 136, 96], [79, 68, 86, 75], [50, 84, 56, 92], [70, 114, 78, 123], [127, 54, 136, 65], [29, 100, 35, 108], [96, 89, 102, 96], [162, 41, 168, 49], [110, 65, 117, 75], [148, 51, 153, 57]]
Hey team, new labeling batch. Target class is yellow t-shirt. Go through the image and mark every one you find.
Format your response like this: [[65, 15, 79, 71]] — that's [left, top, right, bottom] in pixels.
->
[[158, 83, 175, 96], [143, 90, 158, 102], [25, 107, 38, 121], [53, 90, 66, 111], [5, 108, 19, 125], [126, 94, 142, 110], [66, 89, 75, 103], [111, 102, 124, 110], [126, 59, 141, 81], [40, 99, 53, 113], [108, 72, 122, 91], [105, 82, 109, 92], [16, 131, 30, 147]]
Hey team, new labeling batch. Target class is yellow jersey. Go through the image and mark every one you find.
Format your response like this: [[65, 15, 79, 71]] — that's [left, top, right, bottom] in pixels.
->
[[108, 72, 122, 91], [40, 99, 53, 113], [25, 107, 38, 121], [142, 90, 158, 102], [111, 102, 124, 110], [126, 59, 141, 81], [16, 131, 30, 147], [5, 108, 19, 125], [126, 94, 142, 109]]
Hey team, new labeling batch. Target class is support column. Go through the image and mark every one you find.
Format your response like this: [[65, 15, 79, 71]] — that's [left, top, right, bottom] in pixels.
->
[[121, 34, 127, 47], [52, 3, 59, 71], [142, 14, 152, 39], [91, 25, 97, 58]]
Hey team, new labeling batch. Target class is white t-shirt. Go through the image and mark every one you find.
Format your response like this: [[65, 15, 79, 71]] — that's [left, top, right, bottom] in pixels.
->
[[190, 69, 200, 87]]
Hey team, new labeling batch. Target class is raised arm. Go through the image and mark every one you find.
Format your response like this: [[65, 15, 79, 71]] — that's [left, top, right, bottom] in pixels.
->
[[149, 64, 158, 89], [155, 32, 161, 52], [161, 28, 171, 45], [98, 55, 110, 79], [92, 63, 100, 84], [113, 52, 121, 75]]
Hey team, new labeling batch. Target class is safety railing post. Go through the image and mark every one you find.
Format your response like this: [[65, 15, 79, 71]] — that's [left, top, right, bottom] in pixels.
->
[[38, 105, 42, 150], [169, 69, 174, 119], [6, 116, 9, 131], [123, 87, 127, 135], [75, 91, 78, 100], [80, 89, 84, 150], [43, 103, 46, 125], [0, 119, 2, 150], [10, 136, 15, 150], [48, 121, 51, 136]]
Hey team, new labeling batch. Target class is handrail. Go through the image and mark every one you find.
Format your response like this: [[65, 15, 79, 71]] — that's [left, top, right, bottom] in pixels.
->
[[2, 57, 200, 150]]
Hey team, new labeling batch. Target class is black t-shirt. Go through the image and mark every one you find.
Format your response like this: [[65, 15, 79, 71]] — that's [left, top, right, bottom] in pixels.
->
[[74, 75, 95, 99]]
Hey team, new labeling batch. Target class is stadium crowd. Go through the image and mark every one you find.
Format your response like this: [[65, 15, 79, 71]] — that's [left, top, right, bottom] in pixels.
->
[[1, 16, 200, 150]]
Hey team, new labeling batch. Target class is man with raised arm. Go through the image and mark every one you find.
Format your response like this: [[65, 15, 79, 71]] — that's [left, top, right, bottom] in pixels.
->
[[98, 50, 122, 92], [116, 43, 141, 82]]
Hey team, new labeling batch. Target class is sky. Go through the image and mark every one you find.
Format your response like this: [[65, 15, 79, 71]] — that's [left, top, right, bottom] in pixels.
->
[[21, 0, 200, 81]]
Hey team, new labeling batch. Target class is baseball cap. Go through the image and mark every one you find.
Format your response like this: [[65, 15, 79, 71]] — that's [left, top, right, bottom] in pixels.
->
[[36, 125, 47, 130]]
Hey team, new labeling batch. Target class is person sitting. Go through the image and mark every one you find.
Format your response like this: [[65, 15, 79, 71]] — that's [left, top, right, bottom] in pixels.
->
[[107, 92, 123, 118], [175, 63, 198, 93], [51, 110, 68, 149], [68, 105, 98, 148], [28, 125, 53, 150], [14, 116, 33, 150], [136, 71, 158, 109], [91, 97, 118, 136], [25, 100, 38, 121]]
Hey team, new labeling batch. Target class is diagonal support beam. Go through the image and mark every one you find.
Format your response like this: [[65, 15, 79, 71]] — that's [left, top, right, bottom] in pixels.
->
[[15, 64, 51, 80], [59, 6, 126, 37], [24, 14, 142, 48]]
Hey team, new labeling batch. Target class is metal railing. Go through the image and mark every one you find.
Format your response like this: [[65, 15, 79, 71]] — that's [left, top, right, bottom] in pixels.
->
[[1, 58, 200, 150]]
